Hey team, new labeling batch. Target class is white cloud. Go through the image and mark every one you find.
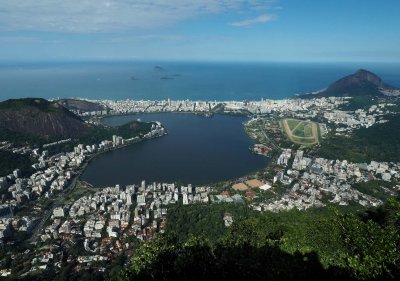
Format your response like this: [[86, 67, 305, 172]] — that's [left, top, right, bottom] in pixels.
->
[[230, 14, 276, 27], [0, 0, 278, 33]]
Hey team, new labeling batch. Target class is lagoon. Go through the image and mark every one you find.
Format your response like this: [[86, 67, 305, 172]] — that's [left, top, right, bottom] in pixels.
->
[[80, 113, 268, 187]]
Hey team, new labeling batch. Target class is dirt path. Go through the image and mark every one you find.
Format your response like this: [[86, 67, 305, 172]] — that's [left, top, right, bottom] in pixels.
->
[[291, 120, 303, 132], [311, 123, 319, 144]]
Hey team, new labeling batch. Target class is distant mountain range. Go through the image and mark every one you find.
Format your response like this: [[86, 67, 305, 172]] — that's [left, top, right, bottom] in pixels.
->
[[299, 69, 400, 98], [0, 98, 91, 139]]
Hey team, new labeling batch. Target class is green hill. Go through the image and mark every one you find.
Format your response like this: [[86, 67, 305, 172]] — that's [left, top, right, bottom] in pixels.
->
[[0, 98, 91, 139], [120, 198, 400, 281], [0, 150, 34, 177], [300, 69, 400, 98], [317, 114, 400, 162]]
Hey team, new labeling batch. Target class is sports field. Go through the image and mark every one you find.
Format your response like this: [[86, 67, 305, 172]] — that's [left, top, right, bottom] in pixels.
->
[[281, 118, 320, 145]]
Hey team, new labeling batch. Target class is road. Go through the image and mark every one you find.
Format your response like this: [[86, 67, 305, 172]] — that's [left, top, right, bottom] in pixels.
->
[[27, 164, 85, 243]]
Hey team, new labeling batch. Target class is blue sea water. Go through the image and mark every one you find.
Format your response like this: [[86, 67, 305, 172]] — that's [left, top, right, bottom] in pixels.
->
[[0, 61, 399, 101]]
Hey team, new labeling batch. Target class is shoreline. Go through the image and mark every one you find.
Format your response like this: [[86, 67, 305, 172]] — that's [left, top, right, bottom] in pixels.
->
[[81, 112, 270, 189], [76, 127, 168, 184], [73, 96, 349, 123]]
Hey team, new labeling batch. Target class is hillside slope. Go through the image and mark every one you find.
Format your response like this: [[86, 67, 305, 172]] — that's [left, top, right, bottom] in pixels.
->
[[0, 98, 90, 139], [300, 69, 400, 98]]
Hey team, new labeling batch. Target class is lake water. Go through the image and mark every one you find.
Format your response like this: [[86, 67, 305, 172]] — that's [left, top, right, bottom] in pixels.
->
[[80, 113, 268, 187]]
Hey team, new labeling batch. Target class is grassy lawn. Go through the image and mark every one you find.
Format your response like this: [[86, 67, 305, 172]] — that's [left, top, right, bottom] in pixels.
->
[[65, 186, 94, 202], [286, 119, 301, 131], [292, 136, 316, 144], [292, 123, 306, 137], [292, 122, 314, 138], [304, 124, 314, 138]]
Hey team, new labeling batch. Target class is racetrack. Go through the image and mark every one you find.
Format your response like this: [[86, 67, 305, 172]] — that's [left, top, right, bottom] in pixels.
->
[[282, 118, 319, 145]]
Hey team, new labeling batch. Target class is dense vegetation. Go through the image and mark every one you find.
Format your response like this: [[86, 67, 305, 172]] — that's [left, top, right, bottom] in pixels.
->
[[0, 98, 89, 140], [121, 198, 400, 281], [165, 203, 255, 242], [0, 120, 154, 177], [352, 180, 396, 201], [339, 96, 379, 111], [0, 150, 34, 177], [0, 120, 153, 156], [0, 99, 153, 150], [317, 115, 400, 162], [0, 119, 150, 142], [0, 98, 61, 112], [338, 96, 400, 112], [76, 121, 153, 147], [0, 128, 48, 147]]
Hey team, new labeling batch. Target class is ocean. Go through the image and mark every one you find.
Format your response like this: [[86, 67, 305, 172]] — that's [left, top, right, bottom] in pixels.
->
[[1, 61, 399, 101]]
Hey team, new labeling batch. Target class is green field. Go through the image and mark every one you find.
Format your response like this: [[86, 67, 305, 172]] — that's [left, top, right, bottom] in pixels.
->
[[292, 136, 316, 144], [281, 118, 320, 146], [292, 123, 314, 138], [286, 119, 301, 131]]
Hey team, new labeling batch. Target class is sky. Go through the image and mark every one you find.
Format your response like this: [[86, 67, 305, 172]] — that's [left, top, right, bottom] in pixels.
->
[[0, 0, 399, 63]]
